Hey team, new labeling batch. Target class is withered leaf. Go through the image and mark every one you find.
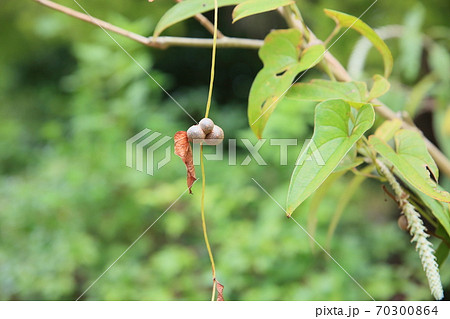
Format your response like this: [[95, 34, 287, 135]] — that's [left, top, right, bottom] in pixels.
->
[[174, 131, 196, 194], [216, 280, 224, 301]]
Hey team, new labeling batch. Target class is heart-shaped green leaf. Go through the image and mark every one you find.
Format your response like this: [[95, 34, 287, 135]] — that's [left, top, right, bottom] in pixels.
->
[[285, 79, 368, 108], [370, 119, 450, 232], [324, 9, 393, 78], [248, 29, 325, 138], [369, 130, 450, 203], [153, 0, 245, 38], [368, 74, 390, 100], [373, 119, 402, 142], [286, 100, 375, 215], [233, 0, 294, 23]]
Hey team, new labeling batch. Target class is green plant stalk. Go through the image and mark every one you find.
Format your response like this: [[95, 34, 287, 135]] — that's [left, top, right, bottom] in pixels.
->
[[285, 4, 310, 41], [319, 60, 336, 80], [201, 0, 219, 301], [200, 146, 217, 301], [204, 0, 219, 119], [324, 24, 341, 46], [359, 136, 378, 165]]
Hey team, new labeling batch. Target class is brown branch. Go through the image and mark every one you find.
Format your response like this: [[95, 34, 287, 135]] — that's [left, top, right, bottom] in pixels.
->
[[33, 0, 450, 176], [193, 12, 225, 38], [281, 7, 450, 178], [33, 0, 261, 49]]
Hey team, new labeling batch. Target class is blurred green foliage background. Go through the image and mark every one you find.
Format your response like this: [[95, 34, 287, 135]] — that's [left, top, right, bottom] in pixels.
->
[[1, 0, 449, 300]]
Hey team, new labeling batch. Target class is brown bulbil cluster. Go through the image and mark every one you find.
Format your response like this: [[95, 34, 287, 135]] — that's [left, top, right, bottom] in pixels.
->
[[187, 118, 224, 145]]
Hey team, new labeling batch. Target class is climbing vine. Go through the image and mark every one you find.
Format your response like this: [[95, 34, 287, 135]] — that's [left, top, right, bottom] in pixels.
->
[[34, 0, 450, 300]]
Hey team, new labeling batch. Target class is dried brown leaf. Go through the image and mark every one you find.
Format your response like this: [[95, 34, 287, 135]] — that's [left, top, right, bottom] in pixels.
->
[[174, 131, 196, 193], [216, 280, 224, 301]]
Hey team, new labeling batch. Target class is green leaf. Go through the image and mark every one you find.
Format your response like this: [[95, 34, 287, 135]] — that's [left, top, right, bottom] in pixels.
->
[[429, 43, 450, 83], [434, 106, 450, 158], [368, 74, 390, 101], [373, 119, 402, 142], [153, 0, 244, 38], [232, 0, 293, 23], [285, 79, 368, 108], [334, 156, 365, 172], [286, 100, 375, 215], [324, 9, 393, 78], [436, 241, 449, 268], [404, 74, 436, 117], [435, 223, 450, 248], [248, 29, 325, 138], [307, 171, 346, 253], [297, 44, 326, 70], [399, 4, 425, 81], [326, 171, 368, 248], [369, 129, 450, 203]]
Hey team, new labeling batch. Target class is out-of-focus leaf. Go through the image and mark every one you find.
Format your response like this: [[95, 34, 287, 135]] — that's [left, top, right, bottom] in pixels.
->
[[324, 9, 393, 78], [369, 130, 450, 203], [285, 79, 368, 109], [373, 119, 402, 142], [248, 29, 325, 138], [404, 74, 436, 117], [430, 43, 450, 158], [216, 280, 224, 301], [153, 0, 244, 38], [399, 4, 424, 81], [286, 100, 375, 215], [307, 171, 346, 252], [174, 131, 196, 194], [434, 107, 450, 158], [334, 156, 365, 173], [423, 198, 450, 239], [368, 74, 390, 101], [232, 0, 293, 23], [435, 241, 449, 268], [326, 170, 368, 249], [429, 44, 450, 83]]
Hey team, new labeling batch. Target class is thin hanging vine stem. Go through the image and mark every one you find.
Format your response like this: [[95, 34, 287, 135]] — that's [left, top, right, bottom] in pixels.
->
[[200, 146, 217, 301], [200, 0, 219, 301], [204, 0, 218, 119]]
